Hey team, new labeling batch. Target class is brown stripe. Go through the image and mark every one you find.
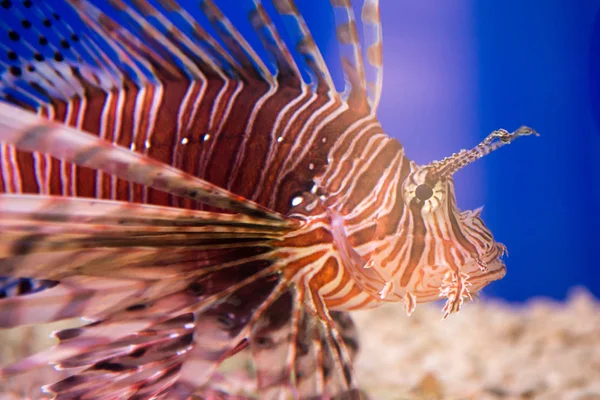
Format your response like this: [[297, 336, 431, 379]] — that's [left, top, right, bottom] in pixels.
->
[[341, 138, 399, 214], [400, 203, 427, 287], [446, 195, 477, 256]]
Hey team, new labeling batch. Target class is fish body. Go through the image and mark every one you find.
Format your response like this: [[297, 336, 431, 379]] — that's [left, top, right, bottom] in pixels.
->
[[0, 1, 535, 398]]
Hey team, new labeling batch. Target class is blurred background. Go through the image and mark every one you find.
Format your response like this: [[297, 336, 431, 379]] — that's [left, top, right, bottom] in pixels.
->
[[310, 1, 600, 302]]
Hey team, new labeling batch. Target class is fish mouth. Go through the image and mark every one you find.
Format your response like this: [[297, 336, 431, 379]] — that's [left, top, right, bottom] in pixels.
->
[[410, 256, 506, 304], [461, 242, 507, 290], [409, 257, 506, 313], [466, 257, 507, 292]]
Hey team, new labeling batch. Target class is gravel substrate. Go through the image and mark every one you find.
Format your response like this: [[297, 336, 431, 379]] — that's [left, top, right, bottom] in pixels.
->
[[353, 287, 600, 400]]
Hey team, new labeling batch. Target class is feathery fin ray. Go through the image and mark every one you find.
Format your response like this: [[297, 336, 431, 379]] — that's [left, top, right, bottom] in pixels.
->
[[361, 0, 383, 112], [330, 0, 367, 109], [0, 102, 286, 221], [0, 0, 369, 398]]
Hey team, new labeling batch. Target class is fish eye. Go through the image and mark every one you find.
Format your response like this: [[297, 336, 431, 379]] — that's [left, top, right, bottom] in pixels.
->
[[402, 170, 446, 213], [415, 184, 433, 201]]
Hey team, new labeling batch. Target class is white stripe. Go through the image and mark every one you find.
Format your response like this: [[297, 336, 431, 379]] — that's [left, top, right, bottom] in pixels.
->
[[110, 89, 125, 200], [252, 84, 310, 201], [58, 100, 74, 196], [0, 143, 13, 193], [266, 89, 325, 208], [227, 82, 279, 190], [32, 106, 53, 195], [43, 106, 55, 195], [185, 80, 208, 134], [328, 130, 385, 200], [7, 145, 21, 193], [141, 84, 164, 203], [173, 81, 199, 171], [32, 151, 46, 194], [171, 81, 201, 207], [200, 80, 244, 180], [71, 96, 87, 197], [319, 120, 379, 193], [279, 94, 343, 178], [343, 151, 402, 225], [129, 85, 148, 201], [96, 90, 115, 198]]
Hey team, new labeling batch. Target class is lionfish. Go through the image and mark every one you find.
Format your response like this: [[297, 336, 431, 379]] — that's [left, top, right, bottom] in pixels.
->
[[0, 0, 536, 399]]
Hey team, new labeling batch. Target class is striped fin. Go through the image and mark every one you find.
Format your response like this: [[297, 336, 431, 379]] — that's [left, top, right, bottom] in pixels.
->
[[2, 245, 361, 398], [67, 3, 159, 86], [0, 276, 151, 327], [307, 288, 358, 396], [0, 194, 289, 229], [7, 314, 196, 397], [0, 0, 282, 113], [249, 288, 360, 399], [3, 270, 287, 398], [271, 0, 337, 92], [0, 0, 132, 108], [0, 0, 367, 113], [0, 193, 293, 280], [72, 0, 196, 81], [0, 2, 385, 397], [0, 225, 293, 397], [196, 0, 275, 84], [71, 0, 276, 84], [0, 0, 357, 98], [247, 1, 303, 87], [173, 272, 288, 395], [0, 276, 57, 299], [330, 0, 367, 109], [0, 189, 302, 397], [0, 103, 286, 220], [0, 193, 291, 319], [361, 0, 383, 111], [249, 289, 309, 398], [153, 0, 254, 80], [71, 0, 225, 83]]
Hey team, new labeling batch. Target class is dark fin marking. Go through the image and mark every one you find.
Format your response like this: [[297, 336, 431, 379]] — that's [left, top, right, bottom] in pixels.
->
[[361, 0, 383, 111], [247, 1, 303, 87], [271, 0, 337, 92], [330, 0, 368, 110]]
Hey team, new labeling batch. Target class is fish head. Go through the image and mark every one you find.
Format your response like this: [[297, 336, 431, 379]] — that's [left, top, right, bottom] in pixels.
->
[[399, 168, 507, 302], [390, 127, 537, 316]]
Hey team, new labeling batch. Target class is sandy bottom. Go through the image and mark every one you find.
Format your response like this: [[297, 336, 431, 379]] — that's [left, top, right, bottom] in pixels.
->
[[353, 287, 600, 400], [1, 287, 599, 400]]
